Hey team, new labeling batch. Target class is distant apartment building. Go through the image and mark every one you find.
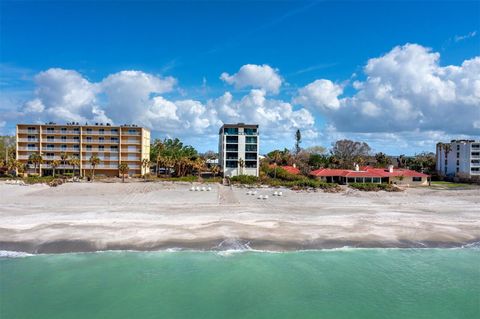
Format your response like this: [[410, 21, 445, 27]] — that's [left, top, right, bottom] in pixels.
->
[[219, 123, 259, 177], [436, 140, 480, 180], [16, 123, 150, 177]]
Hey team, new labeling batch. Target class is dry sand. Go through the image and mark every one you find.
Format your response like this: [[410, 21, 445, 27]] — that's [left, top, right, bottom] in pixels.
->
[[0, 181, 479, 253]]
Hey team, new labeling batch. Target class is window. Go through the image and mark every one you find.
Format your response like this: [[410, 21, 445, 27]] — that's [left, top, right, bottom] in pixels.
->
[[456, 160, 459, 166], [61, 144, 67, 150], [111, 137, 118, 142], [86, 145, 92, 150], [224, 128, 238, 135], [226, 136, 238, 143], [47, 136, 54, 141], [27, 144, 36, 149], [86, 137, 92, 141], [245, 161, 257, 168], [226, 152, 238, 160], [245, 145, 257, 152], [226, 144, 238, 152], [412, 177, 422, 182], [472, 167, 480, 172], [110, 146, 118, 151], [128, 129, 137, 135], [246, 136, 257, 144], [244, 128, 257, 135], [46, 127, 54, 132], [99, 128, 105, 134], [73, 128, 80, 132], [99, 146, 104, 151], [364, 177, 372, 183], [226, 160, 237, 168], [73, 145, 79, 150], [111, 128, 118, 133], [61, 128, 67, 132], [245, 153, 257, 160], [456, 167, 459, 173], [28, 135, 37, 141], [46, 144, 54, 149], [61, 136, 67, 140], [472, 152, 480, 156], [73, 136, 80, 141], [86, 128, 92, 133], [347, 177, 355, 183], [372, 177, 381, 183], [457, 145, 460, 151]]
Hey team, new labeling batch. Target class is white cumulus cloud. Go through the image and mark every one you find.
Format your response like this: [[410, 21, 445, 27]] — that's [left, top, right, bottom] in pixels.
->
[[295, 43, 480, 136], [220, 64, 283, 94]]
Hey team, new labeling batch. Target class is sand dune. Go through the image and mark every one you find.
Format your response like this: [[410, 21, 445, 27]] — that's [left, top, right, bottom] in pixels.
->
[[0, 181, 479, 253]]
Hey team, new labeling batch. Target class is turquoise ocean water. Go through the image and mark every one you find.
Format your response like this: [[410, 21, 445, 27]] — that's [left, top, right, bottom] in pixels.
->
[[1, 248, 479, 319]]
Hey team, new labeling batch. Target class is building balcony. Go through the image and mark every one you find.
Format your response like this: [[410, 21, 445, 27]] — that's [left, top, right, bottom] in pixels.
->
[[18, 138, 39, 142], [82, 131, 119, 136], [17, 147, 39, 151], [121, 157, 140, 161], [43, 148, 80, 152], [41, 130, 80, 135], [17, 130, 40, 134], [83, 149, 119, 152], [43, 139, 80, 143], [83, 140, 119, 144], [121, 140, 141, 145]]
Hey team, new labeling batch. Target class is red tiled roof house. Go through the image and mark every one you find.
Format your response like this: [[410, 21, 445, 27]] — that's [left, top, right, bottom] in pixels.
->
[[310, 165, 429, 186]]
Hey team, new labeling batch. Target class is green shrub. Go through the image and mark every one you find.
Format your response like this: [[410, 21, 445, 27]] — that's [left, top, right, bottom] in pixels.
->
[[349, 183, 401, 192], [230, 175, 259, 185], [62, 173, 74, 177], [262, 166, 303, 181], [24, 175, 56, 184]]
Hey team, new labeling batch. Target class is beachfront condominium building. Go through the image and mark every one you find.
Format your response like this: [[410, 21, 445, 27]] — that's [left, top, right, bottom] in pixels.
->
[[219, 123, 259, 177], [16, 123, 150, 177], [436, 140, 480, 181]]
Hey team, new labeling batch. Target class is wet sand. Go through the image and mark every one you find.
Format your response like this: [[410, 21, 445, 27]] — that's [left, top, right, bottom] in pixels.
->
[[0, 181, 479, 253]]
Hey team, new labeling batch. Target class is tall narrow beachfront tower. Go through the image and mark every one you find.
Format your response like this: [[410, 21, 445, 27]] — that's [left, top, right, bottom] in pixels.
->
[[219, 123, 259, 177]]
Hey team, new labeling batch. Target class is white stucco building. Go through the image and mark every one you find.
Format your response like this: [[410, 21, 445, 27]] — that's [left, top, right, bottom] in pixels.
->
[[219, 123, 259, 177], [436, 140, 480, 180]]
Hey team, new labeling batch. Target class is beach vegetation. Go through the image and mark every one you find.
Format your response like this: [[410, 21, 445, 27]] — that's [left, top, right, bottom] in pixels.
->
[[50, 159, 60, 177], [349, 183, 401, 192], [118, 163, 129, 182], [68, 157, 80, 177], [89, 155, 100, 181], [28, 153, 43, 176]]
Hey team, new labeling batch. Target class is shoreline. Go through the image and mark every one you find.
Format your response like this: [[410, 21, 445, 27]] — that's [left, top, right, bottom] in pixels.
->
[[1, 239, 480, 255], [1, 181, 479, 255]]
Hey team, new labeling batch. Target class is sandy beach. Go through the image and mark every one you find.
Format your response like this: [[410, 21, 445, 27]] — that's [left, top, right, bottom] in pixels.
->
[[0, 181, 479, 253]]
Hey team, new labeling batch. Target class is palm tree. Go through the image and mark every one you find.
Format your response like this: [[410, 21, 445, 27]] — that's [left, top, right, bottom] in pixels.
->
[[141, 158, 150, 179], [69, 157, 80, 177], [60, 153, 69, 176], [193, 157, 205, 179], [238, 158, 245, 176], [28, 153, 43, 176], [118, 163, 129, 183], [211, 165, 220, 178], [6, 158, 18, 175], [50, 159, 60, 177], [89, 155, 100, 181]]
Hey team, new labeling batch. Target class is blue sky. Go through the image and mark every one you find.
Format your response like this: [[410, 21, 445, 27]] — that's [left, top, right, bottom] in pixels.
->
[[1, 0, 479, 154]]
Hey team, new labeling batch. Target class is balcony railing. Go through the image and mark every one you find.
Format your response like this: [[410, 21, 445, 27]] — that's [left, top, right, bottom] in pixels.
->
[[121, 140, 141, 145], [83, 148, 119, 152], [83, 131, 119, 136], [43, 139, 80, 143], [18, 130, 40, 134], [42, 130, 80, 135], [18, 138, 39, 142], [84, 140, 119, 144], [18, 147, 39, 151], [43, 148, 80, 152], [121, 157, 140, 161]]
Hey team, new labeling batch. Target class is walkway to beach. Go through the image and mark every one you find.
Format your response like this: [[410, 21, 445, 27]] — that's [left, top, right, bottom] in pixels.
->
[[217, 185, 239, 204]]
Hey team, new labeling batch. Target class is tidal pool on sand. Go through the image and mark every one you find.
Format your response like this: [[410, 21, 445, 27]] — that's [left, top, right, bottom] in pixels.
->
[[1, 248, 479, 319]]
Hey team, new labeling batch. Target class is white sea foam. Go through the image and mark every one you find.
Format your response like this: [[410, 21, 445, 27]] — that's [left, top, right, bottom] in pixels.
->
[[0, 250, 34, 258]]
